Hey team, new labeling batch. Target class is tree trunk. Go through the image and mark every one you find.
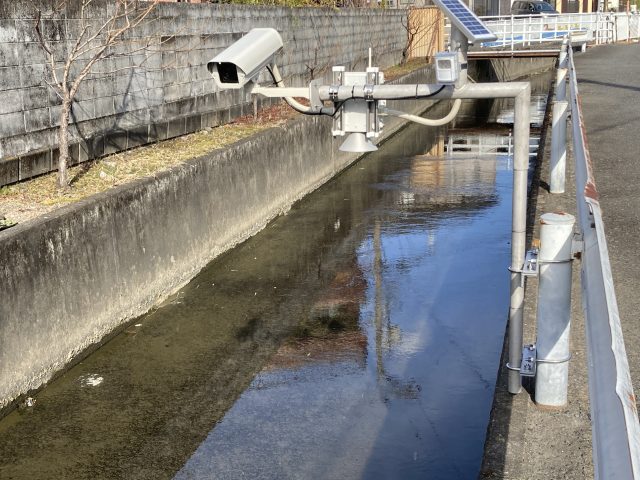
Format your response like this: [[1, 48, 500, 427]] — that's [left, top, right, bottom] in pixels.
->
[[58, 98, 71, 190]]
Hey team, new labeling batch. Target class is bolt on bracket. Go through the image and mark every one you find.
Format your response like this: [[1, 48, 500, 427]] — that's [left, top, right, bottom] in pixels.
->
[[506, 343, 537, 377], [509, 248, 539, 287], [520, 344, 537, 377]]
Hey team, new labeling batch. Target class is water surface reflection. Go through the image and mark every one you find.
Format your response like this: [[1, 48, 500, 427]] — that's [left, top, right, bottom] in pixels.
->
[[0, 122, 518, 480], [174, 129, 515, 480]]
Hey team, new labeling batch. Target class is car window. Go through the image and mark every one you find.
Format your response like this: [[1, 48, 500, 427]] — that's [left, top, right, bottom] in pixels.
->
[[535, 2, 555, 10]]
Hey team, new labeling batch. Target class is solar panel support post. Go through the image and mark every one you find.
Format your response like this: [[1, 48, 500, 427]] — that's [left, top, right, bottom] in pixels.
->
[[449, 26, 469, 87]]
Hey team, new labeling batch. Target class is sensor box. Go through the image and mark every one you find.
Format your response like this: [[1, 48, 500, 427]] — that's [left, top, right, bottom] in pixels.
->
[[435, 52, 460, 85]]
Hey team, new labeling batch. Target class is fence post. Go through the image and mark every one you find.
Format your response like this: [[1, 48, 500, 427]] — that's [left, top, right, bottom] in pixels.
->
[[535, 212, 575, 407], [550, 100, 569, 194], [555, 67, 568, 101], [510, 15, 515, 52], [559, 39, 568, 68]]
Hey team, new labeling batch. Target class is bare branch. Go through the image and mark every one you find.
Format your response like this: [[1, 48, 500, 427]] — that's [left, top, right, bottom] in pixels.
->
[[32, 0, 160, 189], [34, 10, 63, 89]]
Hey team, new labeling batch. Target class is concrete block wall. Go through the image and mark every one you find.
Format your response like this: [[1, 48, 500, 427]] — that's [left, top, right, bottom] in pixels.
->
[[0, 1, 408, 186]]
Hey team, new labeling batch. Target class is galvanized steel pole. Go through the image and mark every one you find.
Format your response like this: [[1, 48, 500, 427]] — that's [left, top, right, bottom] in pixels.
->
[[508, 84, 531, 394], [535, 212, 575, 407], [550, 100, 569, 194]]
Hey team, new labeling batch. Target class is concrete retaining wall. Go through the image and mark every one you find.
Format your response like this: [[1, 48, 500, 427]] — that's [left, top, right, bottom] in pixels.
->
[[0, 66, 436, 413], [0, 1, 408, 186]]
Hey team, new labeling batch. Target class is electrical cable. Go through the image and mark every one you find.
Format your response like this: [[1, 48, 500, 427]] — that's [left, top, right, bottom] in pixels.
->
[[376, 85, 447, 101]]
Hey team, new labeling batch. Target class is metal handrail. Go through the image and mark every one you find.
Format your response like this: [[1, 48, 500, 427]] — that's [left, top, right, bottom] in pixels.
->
[[443, 12, 640, 50], [566, 39, 640, 478]]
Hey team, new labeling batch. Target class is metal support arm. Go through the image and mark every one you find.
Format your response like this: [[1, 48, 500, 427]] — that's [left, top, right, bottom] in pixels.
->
[[256, 78, 531, 394]]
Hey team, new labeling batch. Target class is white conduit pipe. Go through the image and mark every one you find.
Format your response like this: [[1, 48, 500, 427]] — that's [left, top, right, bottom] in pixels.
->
[[269, 64, 313, 114], [381, 99, 462, 126]]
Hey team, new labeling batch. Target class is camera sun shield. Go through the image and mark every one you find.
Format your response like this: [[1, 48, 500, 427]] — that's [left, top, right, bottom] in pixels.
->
[[207, 28, 283, 89]]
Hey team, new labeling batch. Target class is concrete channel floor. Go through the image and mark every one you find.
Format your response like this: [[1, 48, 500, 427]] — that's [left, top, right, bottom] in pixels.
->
[[481, 42, 640, 479]]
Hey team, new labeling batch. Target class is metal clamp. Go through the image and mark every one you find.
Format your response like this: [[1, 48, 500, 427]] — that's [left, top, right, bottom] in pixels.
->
[[506, 344, 572, 378], [571, 232, 584, 257], [509, 248, 539, 287], [520, 344, 537, 377], [537, 353, 572, 364], [506, 344, 536, 377], [363, 84, 375, 102], [328, 85, 339, 102]]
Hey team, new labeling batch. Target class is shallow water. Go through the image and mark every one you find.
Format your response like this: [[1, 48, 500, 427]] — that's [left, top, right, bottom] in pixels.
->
[[0, 89, 546, 479]]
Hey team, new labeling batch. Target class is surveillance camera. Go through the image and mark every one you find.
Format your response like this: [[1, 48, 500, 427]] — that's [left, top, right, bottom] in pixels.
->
[[207, 28, 283, 90]]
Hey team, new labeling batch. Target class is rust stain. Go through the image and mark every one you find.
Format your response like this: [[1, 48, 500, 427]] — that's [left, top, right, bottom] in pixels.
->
[[576, 92, 600, 202], [584, 180, 599, 201], [628, 392, 638, 415]]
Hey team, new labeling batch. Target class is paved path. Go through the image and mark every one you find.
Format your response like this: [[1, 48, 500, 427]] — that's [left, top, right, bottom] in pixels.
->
[[574, 43, 640, 394], [481, 42, 640, 479]]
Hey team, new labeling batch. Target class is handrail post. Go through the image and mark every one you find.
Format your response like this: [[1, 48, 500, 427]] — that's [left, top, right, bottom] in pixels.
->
[[534, 212, 575, 407], [510, 15, 515, 52], [559, 38, 569, 69], [550, 100, 569, 193]]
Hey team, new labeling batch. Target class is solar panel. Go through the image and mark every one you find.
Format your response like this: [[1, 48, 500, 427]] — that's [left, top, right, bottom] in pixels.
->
[[432, 0, 498, 44]]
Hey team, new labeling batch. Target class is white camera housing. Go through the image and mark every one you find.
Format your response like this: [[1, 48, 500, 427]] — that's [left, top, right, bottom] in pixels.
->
[[207, 28, 283, 89]]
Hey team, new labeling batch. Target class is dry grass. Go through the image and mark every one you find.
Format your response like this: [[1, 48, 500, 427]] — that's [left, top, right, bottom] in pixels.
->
[[0, 104, 296, 224], [384, 57, 431, 81]]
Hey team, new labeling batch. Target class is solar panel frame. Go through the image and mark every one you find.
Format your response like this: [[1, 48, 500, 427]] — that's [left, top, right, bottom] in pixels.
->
[[433, 0, 498, 43]]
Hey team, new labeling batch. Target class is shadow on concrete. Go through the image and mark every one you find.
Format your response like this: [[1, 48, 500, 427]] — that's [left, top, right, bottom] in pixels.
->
[[478, 69, 554, 479], [577, 77, 640, 93]]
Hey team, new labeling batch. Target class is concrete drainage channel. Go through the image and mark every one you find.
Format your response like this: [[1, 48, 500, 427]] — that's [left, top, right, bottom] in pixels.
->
[[0, 58, 554, 421], [0, 66, 436, 414]]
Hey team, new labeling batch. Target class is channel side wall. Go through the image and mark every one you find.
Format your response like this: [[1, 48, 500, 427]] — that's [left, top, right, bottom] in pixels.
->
[[0, 55, 555, 413], [0, 67, 434, 413], [0, 1, 407, 186]]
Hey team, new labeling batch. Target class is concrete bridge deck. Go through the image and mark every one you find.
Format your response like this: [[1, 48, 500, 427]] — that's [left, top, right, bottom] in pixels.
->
[[482, 42, 640, 479]]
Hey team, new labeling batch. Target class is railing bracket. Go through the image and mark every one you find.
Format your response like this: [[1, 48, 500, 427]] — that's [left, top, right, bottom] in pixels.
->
[[572, 232, 584, 257], [509, 248, 539, 287], [506, 343, 537, 377], [520, 344, 537, 377]]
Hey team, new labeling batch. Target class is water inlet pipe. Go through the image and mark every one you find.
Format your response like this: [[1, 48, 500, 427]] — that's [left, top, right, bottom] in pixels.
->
[[550, 100, 569, 194], [535, 212, 575, 407]]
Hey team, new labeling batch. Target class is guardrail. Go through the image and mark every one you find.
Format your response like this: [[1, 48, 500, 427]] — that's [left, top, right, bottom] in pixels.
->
[[564, 39, 640, 478], [443, 12, 640, 51]]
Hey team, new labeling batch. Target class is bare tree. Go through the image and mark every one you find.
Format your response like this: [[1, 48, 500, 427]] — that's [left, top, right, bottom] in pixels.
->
[[34, 0, 158, 190], [401, 8, 442, 65]]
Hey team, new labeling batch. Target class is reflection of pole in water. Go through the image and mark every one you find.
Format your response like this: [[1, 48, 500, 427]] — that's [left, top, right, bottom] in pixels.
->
[[372, 220, 417, 400], [373, 219, 385, 379], [427, 229, 436, 252]]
